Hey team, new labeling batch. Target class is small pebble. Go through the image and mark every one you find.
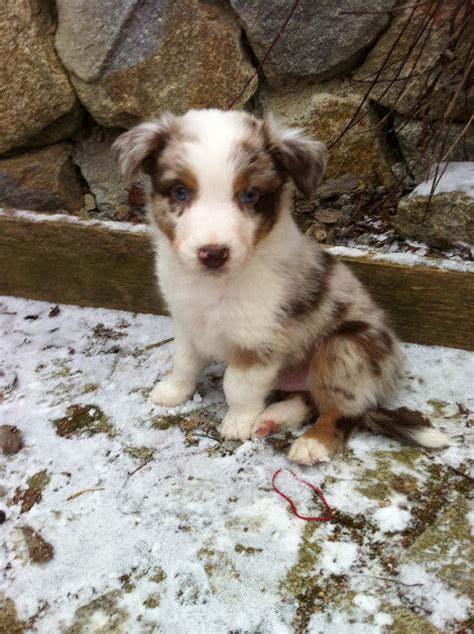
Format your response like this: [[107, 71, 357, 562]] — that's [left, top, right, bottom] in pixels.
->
[[0, 510, 6, 524], [0, 485, 6, 497], [0, 425, 23, 455]]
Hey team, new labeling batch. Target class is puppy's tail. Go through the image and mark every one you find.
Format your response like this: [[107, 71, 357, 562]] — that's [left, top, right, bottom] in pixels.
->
[[361, 407, 451, 448]]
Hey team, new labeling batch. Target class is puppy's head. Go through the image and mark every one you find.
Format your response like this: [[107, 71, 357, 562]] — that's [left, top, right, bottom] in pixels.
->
[[113, 109, 326, 274]]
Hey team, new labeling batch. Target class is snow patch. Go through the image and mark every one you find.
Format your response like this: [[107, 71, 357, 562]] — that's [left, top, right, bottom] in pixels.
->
[[328, 244, 474, 273], [353, 593, 379, 614], [373, 494, 411, 533], [0, 208, 149, 233], [1, 295, 472, 631], [319, 541, 358, 575], [411, 162, 474, 197], [398, 564, 472, 629]]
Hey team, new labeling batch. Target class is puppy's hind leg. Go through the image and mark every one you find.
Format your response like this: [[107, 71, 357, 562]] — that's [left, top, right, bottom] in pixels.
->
[[288, 411, 359, 464], [252, 392, 314, 437], [288, 330, 381, 465]]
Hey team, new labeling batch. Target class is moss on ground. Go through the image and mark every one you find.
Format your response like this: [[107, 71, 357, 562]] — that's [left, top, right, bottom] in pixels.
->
[[65, 592, 128, 633], [92, 323, 127, 341], [150, 413, 182, 430], [198, 547, 240, 594], [234, 543, 263, 556], [150, 567, 166, 584], [124, 446, 155, 462], [81, 383, 99, 395], [427, 399, 449, 415], [11, 469, 51, 513], [356, 457, 419, 502], [400, 463, 471, 548], [403, 498, 473, 595], [53, 404, 113, 438], [388, 607, 441, 633], [143, 594, 160, 609]]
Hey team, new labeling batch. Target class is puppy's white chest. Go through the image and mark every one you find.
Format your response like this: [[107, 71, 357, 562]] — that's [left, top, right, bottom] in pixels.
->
[[163, 273, 278, 360]]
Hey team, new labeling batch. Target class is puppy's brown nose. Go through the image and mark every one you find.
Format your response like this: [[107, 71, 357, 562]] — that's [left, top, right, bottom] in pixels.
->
[[198, 244, 229, 269]]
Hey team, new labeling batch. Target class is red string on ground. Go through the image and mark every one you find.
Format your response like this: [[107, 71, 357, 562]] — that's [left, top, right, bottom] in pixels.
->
[[272, 468, 333, 522]]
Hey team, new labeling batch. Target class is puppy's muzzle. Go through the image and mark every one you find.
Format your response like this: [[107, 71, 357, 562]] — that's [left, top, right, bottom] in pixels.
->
[[198, 245, 229, 270]]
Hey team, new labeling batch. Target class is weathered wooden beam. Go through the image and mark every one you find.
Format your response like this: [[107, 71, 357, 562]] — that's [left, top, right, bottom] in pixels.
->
[[2, 210, 165, 315], [334, 253, 474, 351], [2, 210, 473, 350]]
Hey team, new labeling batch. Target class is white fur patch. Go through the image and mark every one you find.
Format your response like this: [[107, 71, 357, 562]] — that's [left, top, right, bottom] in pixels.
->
[[288, 437, 330, 465], [411, 427, 452, 448], [219, 412, 255, 441], [252, 397, 310, 435], [149, 379, 194, 407]]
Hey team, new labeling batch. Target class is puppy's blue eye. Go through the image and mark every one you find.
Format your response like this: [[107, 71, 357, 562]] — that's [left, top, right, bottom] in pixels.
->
[[171, 185, 190, 203], [240, 189, 259, 205]]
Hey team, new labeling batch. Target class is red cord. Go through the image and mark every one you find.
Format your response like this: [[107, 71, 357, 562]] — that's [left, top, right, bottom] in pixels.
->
[[272, 468, 333, 522]]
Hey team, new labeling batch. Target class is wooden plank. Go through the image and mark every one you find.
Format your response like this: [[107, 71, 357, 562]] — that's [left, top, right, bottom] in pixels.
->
[[2, 211, 165, 315], [2, 210, 473, 350], [336, 255, 474, 351]]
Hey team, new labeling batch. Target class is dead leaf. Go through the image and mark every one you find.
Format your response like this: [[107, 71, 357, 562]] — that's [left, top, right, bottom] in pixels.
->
[[20, 526, 54, 564]]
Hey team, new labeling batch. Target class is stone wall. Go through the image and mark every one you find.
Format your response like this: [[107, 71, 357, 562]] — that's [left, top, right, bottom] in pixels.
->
[[0, 0, 472, 242]]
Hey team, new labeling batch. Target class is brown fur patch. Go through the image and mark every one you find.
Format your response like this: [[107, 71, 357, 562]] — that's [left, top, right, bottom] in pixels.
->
[[331, 301, 350, 323], [332, 321, 394, 376], [113, 115, 180, 182], [140, 116, 189, 180], [362, 407, 432, 445], [334, 320, 370, 337], [357, 329, 393, 364], [263, 117, 327, 199], [321, 384, 356, 401], [141, 132, 172, 178], [149, 197, 176, 242], [176, 167, 198, 192], [302, 412, 344, 456], [284, 251, 336, 319], [336, 415, 362, 441], [253, 187, 285, 244], [228, 346, 271, 368], [309, 339, 356, 413], [232, 122, 287, 246], [152, 166, 197, 196], [303, 412, 360, 456]]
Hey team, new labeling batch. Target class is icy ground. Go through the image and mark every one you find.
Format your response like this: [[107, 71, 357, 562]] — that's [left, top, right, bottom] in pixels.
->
[[1, 296, 473, 633]]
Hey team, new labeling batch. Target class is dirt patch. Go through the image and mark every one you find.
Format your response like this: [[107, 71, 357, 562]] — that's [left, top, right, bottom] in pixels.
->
[[0, 425, 23, 455], [0, 595, 25, 634]]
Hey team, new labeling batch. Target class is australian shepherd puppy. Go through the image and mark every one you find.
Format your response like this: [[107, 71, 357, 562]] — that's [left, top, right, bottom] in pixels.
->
[[114, 109, 449, 464]]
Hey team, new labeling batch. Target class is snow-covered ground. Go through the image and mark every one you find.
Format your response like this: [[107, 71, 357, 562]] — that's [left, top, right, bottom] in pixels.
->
[[1, 296, 472, 633]]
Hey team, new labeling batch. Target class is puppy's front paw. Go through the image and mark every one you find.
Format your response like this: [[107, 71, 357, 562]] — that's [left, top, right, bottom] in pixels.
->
[[149, 379, 194, 407], [288, 437, 330, 465], [219, 412, 255, 441]]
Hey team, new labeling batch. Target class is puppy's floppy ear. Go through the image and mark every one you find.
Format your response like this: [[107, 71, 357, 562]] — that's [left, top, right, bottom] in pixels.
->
[[112, 113, 177, 181], [264, 113, 327, 199]]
